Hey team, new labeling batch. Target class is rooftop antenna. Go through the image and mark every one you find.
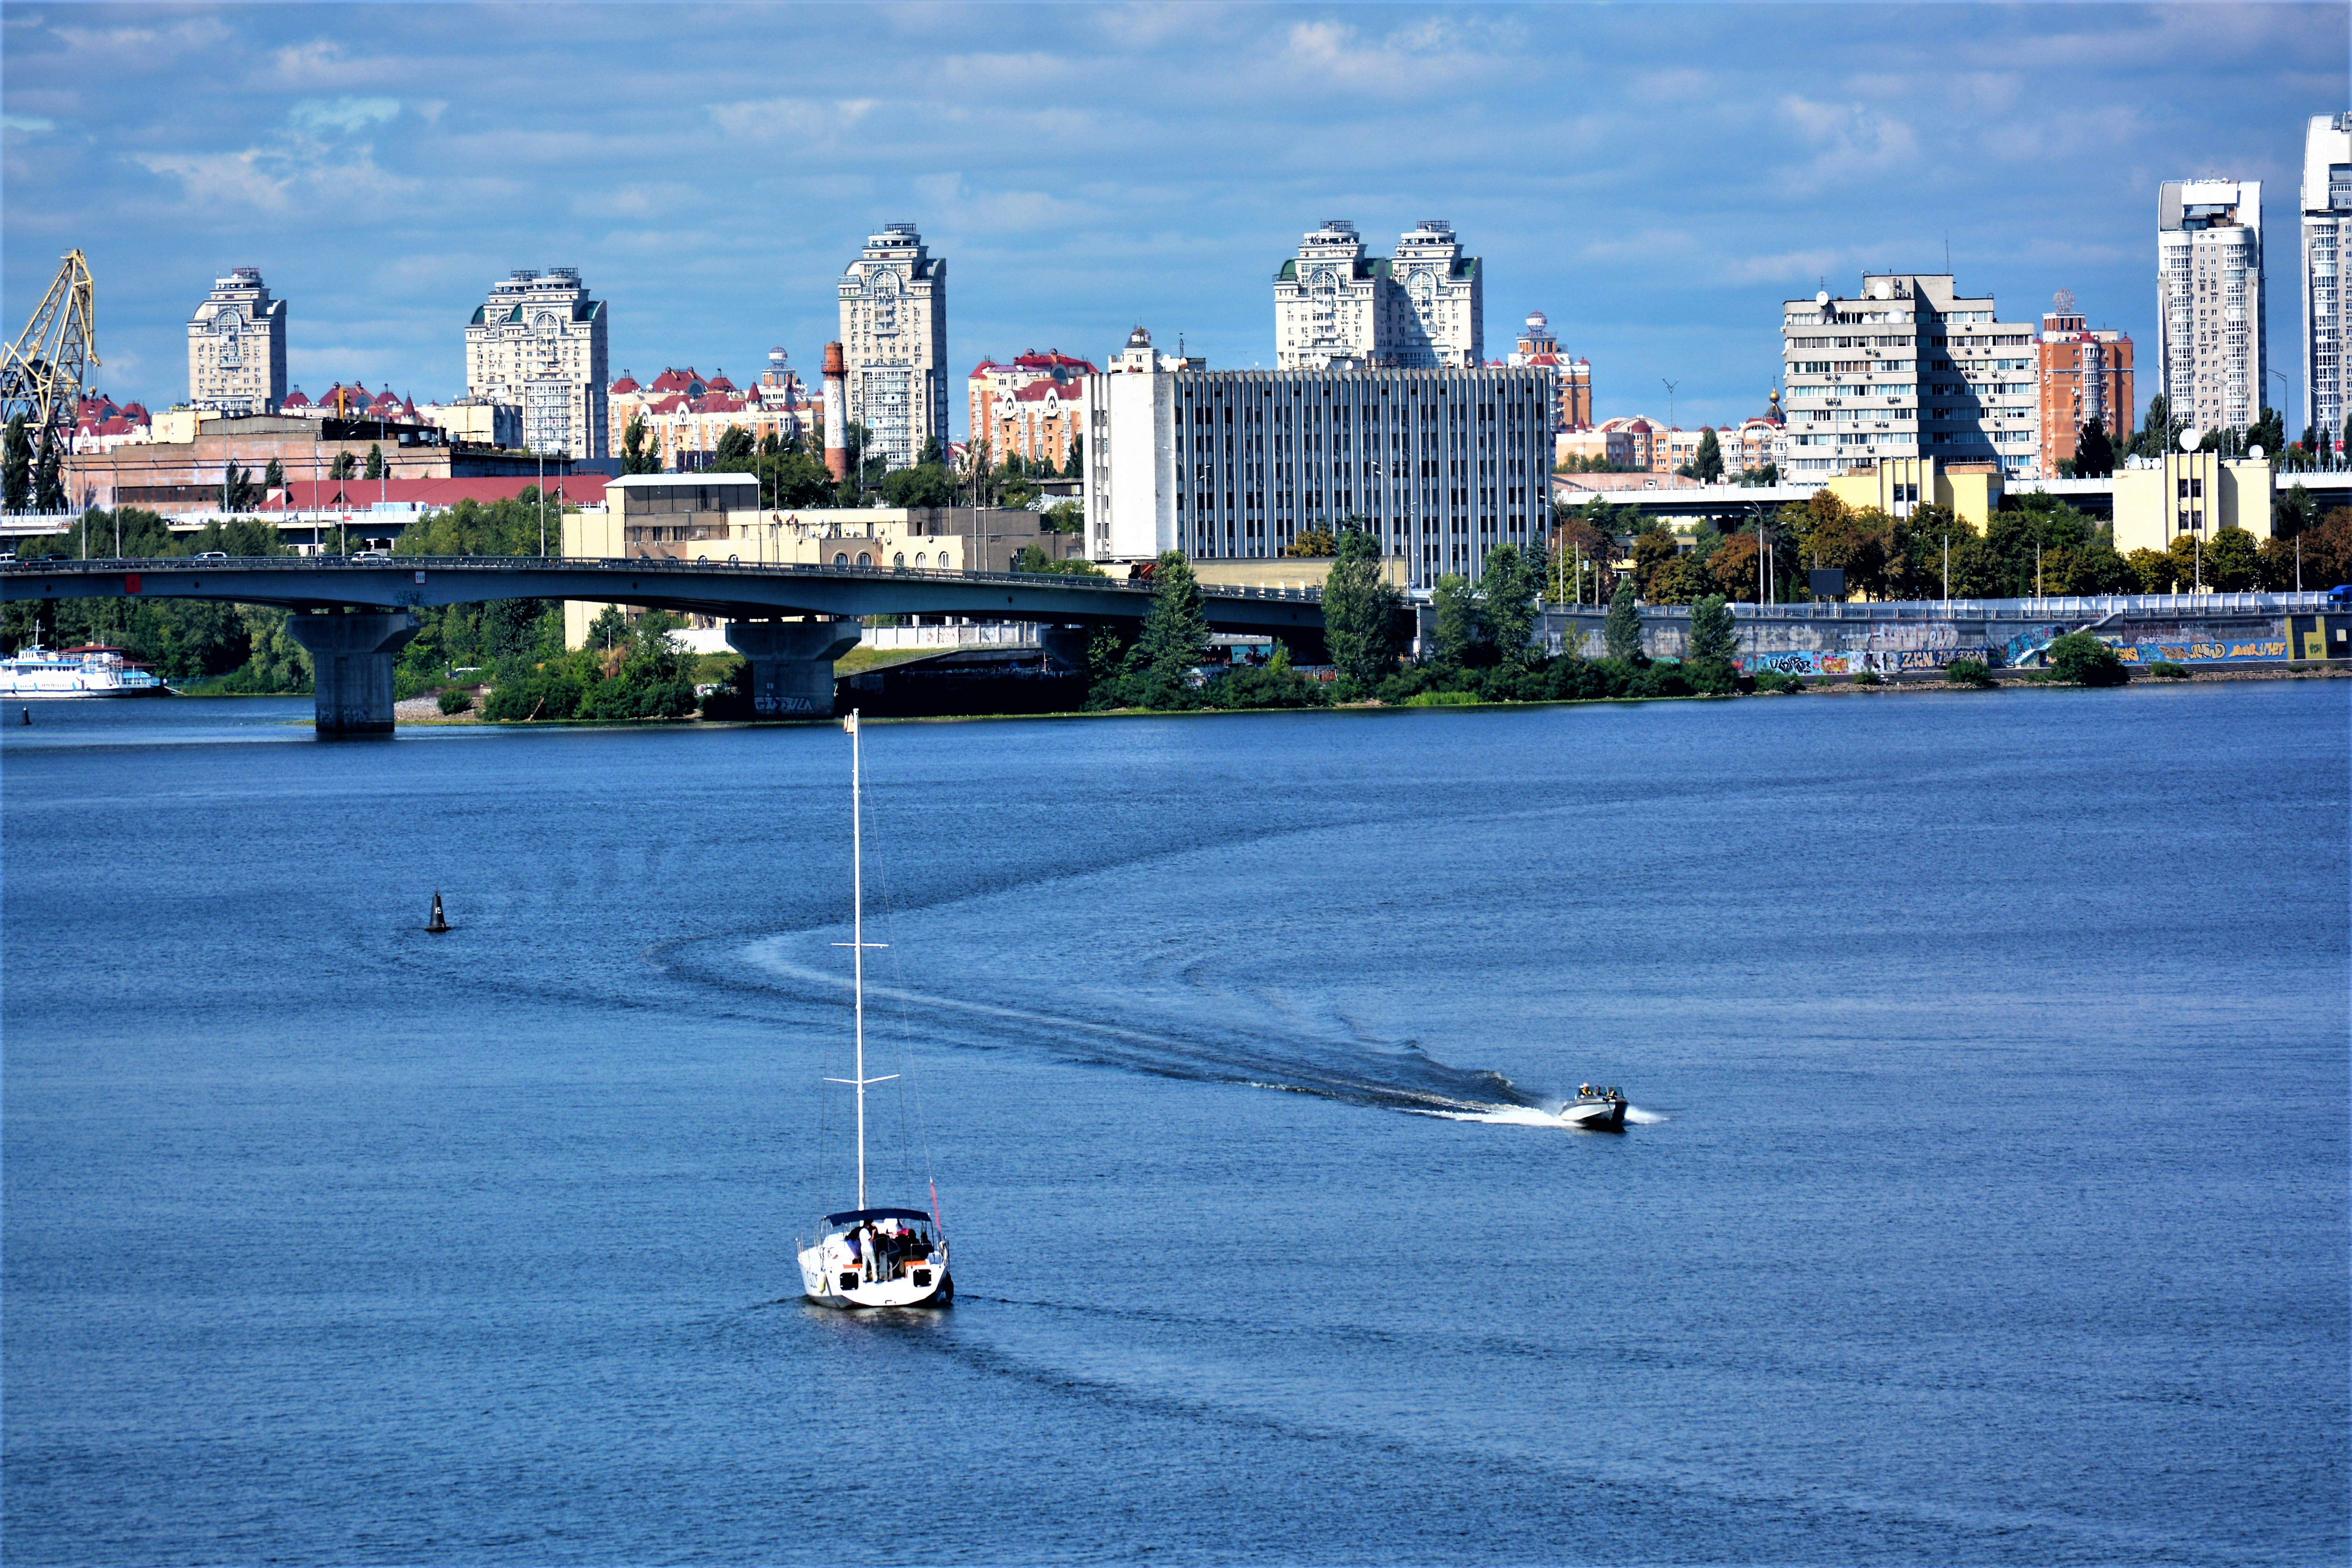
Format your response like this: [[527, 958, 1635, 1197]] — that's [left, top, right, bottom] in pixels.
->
[[1661, 377, 1679, 429]]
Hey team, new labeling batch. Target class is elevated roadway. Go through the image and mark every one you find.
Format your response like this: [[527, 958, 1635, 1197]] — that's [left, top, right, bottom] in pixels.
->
[[2, 555, 1325, 732]]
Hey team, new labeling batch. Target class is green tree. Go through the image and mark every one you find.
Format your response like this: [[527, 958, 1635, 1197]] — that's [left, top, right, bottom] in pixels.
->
[[3, 415, 32, 513], [1430, 573, 1491, 665], [1604, 575, 1642, 661], [262, 456, 286, 495], [1687, 592, 1737, 665], [1685, 428, 1723, 482], [220, 462, 257, 513], [1480, 542, 1543, 665], [363, 443, 384, 481], [2045, 631, 2129, 686], [713, 425, 756, 465], [1063, 432, 1084, 478], [2274, 483, 2316, 540], [879, 463, 956, 508], [1111, 551, 1210, 704], [33, 439, 63, 513], [1040, 499, 1084, 534], [1321, 529, 1405, 688], [2075, 418, 2115, 478], [763, 450, 835, 507], [917, 433, 945, 468], [2204, 525, 2259, 591], [2246, 406, 2285, 459], [1287, 526, 1338, 558], [329, 449, 358, 480], [621, 416, 662, 475]]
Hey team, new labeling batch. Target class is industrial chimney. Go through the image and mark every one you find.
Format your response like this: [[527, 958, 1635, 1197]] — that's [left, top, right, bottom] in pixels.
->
[[822, 342, 850, 483]]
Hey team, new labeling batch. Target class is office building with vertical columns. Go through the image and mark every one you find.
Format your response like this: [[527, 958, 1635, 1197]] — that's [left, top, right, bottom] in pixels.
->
[[1083, 343, 1551, 588]]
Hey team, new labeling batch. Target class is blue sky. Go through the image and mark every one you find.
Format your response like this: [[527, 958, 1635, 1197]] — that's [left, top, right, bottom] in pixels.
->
[[2, 3, 2341, 437]]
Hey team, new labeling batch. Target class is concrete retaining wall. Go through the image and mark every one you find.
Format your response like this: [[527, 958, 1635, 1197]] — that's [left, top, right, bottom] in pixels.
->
[[1539, 595, 2350, 674]]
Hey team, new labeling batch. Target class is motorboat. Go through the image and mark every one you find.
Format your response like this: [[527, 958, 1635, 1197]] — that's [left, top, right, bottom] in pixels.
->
[[795, 710, 954, 1310], [1, 644, 167, 697], [1561, 1084, 1628, 1131]]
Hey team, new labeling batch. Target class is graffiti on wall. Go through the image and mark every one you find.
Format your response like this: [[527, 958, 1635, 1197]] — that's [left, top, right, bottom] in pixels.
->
[[1738, 646, 1991, 676], [2104, 637, 2289, 664]]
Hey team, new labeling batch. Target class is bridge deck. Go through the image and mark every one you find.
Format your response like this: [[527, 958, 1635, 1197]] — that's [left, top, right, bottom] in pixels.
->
[[0, 555, 1326, 632]]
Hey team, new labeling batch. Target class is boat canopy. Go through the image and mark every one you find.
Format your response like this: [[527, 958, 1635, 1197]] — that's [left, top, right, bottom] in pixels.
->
[[824, 1206, 934, 1227]]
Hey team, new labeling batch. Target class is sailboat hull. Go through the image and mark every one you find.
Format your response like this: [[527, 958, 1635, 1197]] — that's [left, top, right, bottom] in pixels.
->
[[797, 1247, 952, 1309]]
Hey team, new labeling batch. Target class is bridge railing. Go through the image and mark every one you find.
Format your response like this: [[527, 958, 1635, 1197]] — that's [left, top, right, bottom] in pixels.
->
[[0, 553, 1324, 602]]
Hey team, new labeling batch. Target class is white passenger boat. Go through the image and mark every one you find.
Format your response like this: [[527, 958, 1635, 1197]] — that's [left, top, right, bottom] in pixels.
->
[[1562, 1084, 1628, 1131], [796, 711, 954, 1310], [2, 644, 168, 698]]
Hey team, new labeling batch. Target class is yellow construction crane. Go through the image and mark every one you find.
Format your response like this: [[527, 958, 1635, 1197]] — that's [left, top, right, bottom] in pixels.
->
[[1, 249, 99, 511]]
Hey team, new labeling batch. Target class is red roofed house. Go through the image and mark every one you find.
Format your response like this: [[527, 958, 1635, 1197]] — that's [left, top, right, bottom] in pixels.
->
[[606, 352, 811, 469], [966, 348, 1098, 473]]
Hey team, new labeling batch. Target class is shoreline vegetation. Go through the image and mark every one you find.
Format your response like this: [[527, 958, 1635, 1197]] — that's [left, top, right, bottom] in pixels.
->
[[12, 507, 2347, 725]]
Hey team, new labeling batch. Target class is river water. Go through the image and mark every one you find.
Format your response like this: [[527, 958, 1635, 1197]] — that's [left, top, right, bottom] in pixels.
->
[[3, 684, 2346, 1565]]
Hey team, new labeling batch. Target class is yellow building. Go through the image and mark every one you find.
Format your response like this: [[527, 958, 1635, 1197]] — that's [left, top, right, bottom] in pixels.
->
[[1823, 457, 2005, 528], [2109, 454, 2272, 555]]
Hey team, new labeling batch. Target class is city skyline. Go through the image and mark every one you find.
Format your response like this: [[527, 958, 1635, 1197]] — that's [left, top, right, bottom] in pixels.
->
[[1, 4, 2339, 438]]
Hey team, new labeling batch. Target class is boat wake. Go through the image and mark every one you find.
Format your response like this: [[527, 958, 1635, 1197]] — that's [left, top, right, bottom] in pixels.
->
[[723, 938, 1538, 1119]]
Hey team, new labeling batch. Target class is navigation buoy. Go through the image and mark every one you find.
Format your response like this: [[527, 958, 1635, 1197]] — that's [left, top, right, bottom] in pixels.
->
[[426, 892, 450, 933], [18, 707, 28, 725]]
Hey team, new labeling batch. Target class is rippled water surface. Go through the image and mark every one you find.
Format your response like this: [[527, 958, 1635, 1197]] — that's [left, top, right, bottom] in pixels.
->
[[4, 685, 2347, 1565]]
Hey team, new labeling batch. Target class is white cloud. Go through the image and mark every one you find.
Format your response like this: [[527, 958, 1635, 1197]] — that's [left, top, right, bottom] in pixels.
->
[[132, 148, 292, 211], [289, 97, 400, 136], [2, 115, 56, 133]]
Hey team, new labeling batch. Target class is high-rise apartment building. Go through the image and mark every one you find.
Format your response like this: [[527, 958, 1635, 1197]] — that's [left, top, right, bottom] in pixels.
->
[[186, 268, 288, 416], [1273, 220, 1483, 370], [1082, 360, 1551, 587], [837, 223, 949, 470], [2301, 114, 2352, 442], [2157, 179, 2264, 437], [465, 268, 609, 458], [1780, 274, 2038, 481], [2036, 294, 2133, 476]]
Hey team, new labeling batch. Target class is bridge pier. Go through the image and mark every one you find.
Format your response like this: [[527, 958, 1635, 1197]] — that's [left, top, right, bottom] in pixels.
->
[[726, 618, 862, 718], [284, 612, 419, 736]]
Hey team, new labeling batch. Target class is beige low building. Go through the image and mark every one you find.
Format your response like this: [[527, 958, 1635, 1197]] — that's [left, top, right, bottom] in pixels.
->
[[1824, 457, 2005, 529], [2110, 454, 2271, 554], [561, 474, 1083, 647]]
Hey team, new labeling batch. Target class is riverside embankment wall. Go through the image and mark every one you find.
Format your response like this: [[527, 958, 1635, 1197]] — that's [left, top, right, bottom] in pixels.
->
[[1540, 594, 2350, 675]]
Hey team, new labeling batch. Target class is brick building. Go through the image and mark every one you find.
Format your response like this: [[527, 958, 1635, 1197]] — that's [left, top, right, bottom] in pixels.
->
[[2036, 296, 2134, 476]]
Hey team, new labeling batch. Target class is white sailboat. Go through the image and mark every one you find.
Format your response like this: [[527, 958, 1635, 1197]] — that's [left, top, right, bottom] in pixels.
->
[[796, 710, 954, 1310]]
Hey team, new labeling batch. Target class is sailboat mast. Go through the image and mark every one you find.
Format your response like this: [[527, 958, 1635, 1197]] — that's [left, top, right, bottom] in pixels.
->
[[851, 709, 866, 1211]]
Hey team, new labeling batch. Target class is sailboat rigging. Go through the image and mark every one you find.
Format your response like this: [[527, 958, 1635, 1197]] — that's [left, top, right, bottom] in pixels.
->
[[797, 710, 954, 1309]]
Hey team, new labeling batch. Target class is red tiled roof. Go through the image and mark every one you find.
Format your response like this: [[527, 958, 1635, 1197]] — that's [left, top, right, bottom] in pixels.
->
[[121, 402, 151, 421], [649, 368, 703, 393], [1012, 378, 1069, 403], [610, 374, 641, 394], [704, 373, 736, 393], [282, 388, 312, 408], [1013, 350, 1096, 374], [647, 394, 688, 415], [265, 474, 612, 512], [968, 360, 1002, 378]]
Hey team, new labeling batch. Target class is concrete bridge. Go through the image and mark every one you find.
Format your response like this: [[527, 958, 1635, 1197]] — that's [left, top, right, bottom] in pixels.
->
[[1, 555, 1325, 733]]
